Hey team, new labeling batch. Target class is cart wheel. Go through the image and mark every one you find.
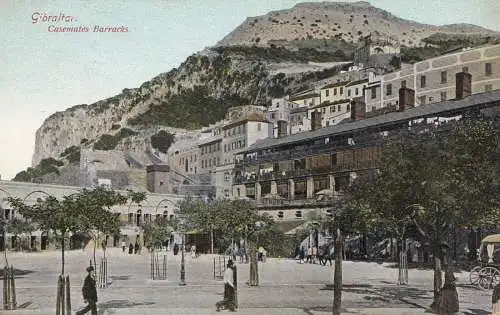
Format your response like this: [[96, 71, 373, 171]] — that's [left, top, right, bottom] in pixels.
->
[[478, 267, 498, 290], [489, 268, 500, 289], [469, 266, 481, 285]]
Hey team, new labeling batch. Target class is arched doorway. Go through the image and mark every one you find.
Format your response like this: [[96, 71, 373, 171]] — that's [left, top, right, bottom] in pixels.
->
[[136, 209, 142, 226]]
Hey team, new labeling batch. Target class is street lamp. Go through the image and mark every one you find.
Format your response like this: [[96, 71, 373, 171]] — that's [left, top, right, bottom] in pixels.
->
[[176, 212, 187, 286]]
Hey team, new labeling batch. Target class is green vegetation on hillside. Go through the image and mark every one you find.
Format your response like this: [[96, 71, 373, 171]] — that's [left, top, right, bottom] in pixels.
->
[[214, 45, 353, 62], [151, 130, 175, 154], [59, 146, 81, 164], [13, 158, 64, 183], [93, 128, 138, 150], [128, 86, 249, 129], [400, 33, 495, 63]]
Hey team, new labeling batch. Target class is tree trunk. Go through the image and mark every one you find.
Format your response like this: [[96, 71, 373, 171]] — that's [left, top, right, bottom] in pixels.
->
[[61, 233, 65, 275], [210, 227, 214, 254], [93, 235, 97, 269], [333, 229, 343, 315], [432, 246, 442, 310], [249, 242, 259, 286]]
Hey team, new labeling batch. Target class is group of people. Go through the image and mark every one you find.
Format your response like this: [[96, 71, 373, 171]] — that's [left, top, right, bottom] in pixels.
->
[[121, 241, 141, 255], [297, 245, 333, 266]]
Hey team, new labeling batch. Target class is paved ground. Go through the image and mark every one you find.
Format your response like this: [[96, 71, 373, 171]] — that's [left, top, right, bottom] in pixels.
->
[[0, 248, 493, 314]]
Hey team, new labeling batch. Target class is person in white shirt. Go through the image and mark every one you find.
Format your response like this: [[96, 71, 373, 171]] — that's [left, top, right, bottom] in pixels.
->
[[216, 260, 235, 311]]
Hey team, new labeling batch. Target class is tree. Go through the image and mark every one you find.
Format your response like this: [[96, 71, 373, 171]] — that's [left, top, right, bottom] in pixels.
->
[[7, 186, 146, 275], [142, 217, 177, 251], [7, 218, 36, 251], [347, 118, 499, 309], [180, 198, 274, 285]]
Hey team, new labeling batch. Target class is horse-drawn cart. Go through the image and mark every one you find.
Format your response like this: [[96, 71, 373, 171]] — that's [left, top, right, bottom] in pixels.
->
[[469, 234, 500, 290]]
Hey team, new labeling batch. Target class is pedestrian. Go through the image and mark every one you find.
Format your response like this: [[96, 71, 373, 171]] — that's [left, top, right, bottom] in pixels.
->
[[492, 282, 500, 315], [121, 241, 126, 253], [307, 247, 313, 263], [134, 242, 139, 254], [76, 266, 97, 315], [312, 246, 318, 264], [173, 243, 179, 255], [128, 243, 133, 254], [216, 259, 236, 312], [436, 270, 459, 314], [258, 246, 264, 262], [191, 244, 196, 259]]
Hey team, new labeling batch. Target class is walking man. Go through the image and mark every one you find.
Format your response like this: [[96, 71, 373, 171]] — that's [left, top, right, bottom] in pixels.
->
[[76, 266, 97, 315], [216, 259, 236, 311]]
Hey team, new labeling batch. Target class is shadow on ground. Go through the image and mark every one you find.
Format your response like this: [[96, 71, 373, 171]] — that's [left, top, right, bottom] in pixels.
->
[[96, 300, 155, 315], [462, 309, 490, 315], [110, 275, 131, 281], [0, 268, 35, 278], [322, 284, 430, 308]]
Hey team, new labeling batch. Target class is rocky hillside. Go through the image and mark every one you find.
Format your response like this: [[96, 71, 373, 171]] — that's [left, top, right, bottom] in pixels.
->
[[23, 1, 499, 184], [217, 1, 499, 47]]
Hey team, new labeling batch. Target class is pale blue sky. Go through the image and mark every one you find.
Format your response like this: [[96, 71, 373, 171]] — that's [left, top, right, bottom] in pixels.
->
[[1, 0, 499, 180]]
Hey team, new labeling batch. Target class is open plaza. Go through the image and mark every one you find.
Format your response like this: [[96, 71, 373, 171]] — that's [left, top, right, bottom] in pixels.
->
[[0, 247, 493, 314]]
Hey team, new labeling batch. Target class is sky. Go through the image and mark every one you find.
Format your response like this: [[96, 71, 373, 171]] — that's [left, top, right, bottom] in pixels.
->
[[1, 0, 499, 180]]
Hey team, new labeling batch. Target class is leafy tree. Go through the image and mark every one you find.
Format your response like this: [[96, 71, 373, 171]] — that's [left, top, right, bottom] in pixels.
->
[[142, 217, 177, 251], [180, 198, 274, 285], [7, 187, 146, 275], [347, 118, 499, 308]]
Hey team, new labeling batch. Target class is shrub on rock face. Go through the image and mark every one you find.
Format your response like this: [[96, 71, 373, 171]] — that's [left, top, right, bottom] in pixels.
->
[[93, 128, 138, 151], [150, 131, 175, 154]]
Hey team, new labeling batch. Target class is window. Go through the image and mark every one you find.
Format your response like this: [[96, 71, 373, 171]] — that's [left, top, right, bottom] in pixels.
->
[[322, 108, 326, 114], [371, 106, 376, 112], [355, 88, 359, 95], [337, 105, 341, 111], [346, 104, 351, 111], [295, 211, 302, 218], [371, 87, 377, 99], [257, 123, 261, 131], [386, 84, 392, 96], [401, 80, 407, 88], [334, 88, 337, 96], [347, 89, 351, 97], [326, 121, 330, 127], [330, 106, 334, 113], [224, 144, 227, 152], [271, 113, 275, 119], [340, 87, 343, 95], [224, 190, 230, 198], [486, 63, 492, 76], [440, 91, 447, 101], [420, 75, 426, 88], [217, 142, 221, 151], [441, 71, 447, 84], [485, 84, 492, 92], [419, 96, 426, 105], [277, 211, 284, 219], [462, 66, 469, 73], [325, 89, 329, 97]]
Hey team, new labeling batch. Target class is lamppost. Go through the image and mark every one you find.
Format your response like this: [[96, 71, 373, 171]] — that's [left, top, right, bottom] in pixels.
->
[[177, 212, 187, 286]]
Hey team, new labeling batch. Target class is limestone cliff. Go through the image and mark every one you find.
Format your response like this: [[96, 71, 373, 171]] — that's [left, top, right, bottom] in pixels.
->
[[27, 1, 499, 184]]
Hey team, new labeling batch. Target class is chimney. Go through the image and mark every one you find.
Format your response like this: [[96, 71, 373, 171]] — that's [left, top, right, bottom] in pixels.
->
[[277, 120, 287, 138], [310, 110, 322, 131], [456, 72, 472, 99], [350, 99, 366, 121], [398, 87, 415, 111]]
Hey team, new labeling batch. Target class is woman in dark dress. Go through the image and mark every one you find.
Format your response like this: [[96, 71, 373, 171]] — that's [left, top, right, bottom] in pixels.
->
[[437, 270, 459, 314]]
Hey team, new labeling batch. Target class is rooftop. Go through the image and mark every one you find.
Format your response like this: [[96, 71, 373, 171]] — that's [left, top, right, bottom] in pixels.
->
[[240, 89, 500, 153]]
